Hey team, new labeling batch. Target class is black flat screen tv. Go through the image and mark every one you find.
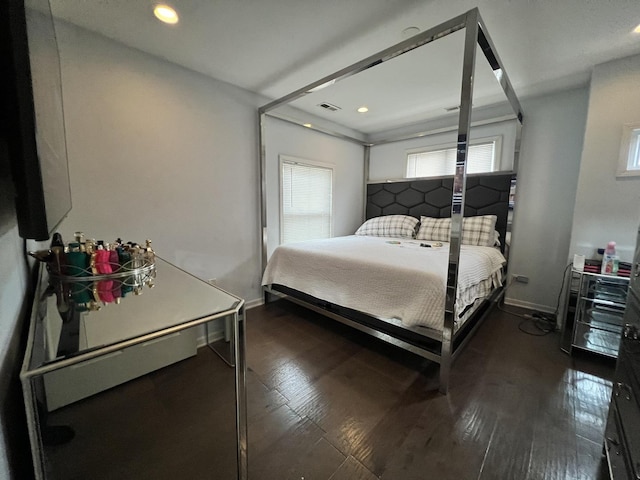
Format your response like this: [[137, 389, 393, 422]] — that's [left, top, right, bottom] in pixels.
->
[[3, 0, 72, 241]]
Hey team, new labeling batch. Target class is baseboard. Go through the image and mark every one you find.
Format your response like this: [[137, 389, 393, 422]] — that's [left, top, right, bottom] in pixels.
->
[[196, 326, 224, 348], [245, 297, 264, 310], [503, 297, 555, 314], [195, 296, 263, 347]]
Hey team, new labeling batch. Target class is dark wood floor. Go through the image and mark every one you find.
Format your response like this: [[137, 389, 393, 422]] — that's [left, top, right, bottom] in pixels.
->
[[44, 300, 614, 479]]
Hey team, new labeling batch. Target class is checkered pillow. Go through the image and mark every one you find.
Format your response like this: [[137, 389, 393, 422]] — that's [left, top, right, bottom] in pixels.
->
[[355, 215, 419, 238], [415, 217, 451, 242], [416, 215, 497, 247], [461, 215, 497, 247]]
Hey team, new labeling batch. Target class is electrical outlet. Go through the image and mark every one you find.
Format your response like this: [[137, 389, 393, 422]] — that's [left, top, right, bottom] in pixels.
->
[[513, 274, 529, 284]]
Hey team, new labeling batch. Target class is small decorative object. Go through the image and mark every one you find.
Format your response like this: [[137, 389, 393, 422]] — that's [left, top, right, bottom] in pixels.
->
[[29, 232, 156, 311]]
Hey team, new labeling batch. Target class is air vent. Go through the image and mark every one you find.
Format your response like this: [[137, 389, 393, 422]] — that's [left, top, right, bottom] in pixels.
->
[[317, 102, 341, 112]]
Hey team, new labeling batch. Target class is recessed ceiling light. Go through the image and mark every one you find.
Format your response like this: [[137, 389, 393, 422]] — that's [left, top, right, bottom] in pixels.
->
[[357, 106, 369, 113], [154, 4, 179, 24], [303, 123, 313, 128], [634, 24, 640, 34]]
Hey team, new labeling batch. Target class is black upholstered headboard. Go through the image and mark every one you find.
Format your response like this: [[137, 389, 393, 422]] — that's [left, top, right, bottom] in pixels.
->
[[366, 173, 514, 253]]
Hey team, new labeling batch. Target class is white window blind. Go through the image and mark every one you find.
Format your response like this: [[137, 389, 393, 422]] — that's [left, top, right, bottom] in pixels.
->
[[407, 141, 496, 178], [617, 124, 640, 177], [281, 159, 333, 244], [628, 128, 640, 171]]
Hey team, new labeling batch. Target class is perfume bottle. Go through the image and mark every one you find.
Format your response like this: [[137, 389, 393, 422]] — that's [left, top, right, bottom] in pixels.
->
[[117, 247, 133, 297], [67, 243, 92, 304], [50, 232, 66, 275]]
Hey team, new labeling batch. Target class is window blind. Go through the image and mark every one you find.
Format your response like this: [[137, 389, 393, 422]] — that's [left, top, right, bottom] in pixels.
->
[[407, 141, 496, 178], [629, 129, 640, 170], [281, 160, 333, 244]]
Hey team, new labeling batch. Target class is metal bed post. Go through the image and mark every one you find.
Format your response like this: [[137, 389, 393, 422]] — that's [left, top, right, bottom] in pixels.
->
[[259, 110, 268, 275], [363, 145, 371, 220], [440, 9, 479, 395]]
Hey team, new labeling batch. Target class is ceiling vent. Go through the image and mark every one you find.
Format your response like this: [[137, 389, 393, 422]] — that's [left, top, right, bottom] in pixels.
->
[[317, 102, 341, 112]]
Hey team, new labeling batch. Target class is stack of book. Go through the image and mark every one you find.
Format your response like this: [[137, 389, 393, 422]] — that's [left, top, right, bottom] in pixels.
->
[[583, 259, 601, 274], [619, 261, 632, 277]]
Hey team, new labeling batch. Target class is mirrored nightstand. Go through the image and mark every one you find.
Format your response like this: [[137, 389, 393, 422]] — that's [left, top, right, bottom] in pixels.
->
[[561, 268, 629, 358]]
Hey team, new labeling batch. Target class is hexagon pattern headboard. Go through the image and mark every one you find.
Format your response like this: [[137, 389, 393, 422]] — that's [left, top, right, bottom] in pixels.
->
[[366, 173, 514, 252]]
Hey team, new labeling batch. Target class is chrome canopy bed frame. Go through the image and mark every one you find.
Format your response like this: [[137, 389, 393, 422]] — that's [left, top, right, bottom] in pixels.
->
[[258, 8, 523, 394]]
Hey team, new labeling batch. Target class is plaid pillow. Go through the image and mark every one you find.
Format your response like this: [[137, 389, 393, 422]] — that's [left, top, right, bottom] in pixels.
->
[[415, 217, 451, 242], [461, 215, 497, 247], [355, 215, 419, 238], [416, 215, 497, 247]]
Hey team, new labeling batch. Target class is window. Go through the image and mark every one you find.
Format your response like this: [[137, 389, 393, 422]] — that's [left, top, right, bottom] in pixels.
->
[[280, 156, 333, 244], [406, 137, 500, 178], [618, 123, 640, 177]]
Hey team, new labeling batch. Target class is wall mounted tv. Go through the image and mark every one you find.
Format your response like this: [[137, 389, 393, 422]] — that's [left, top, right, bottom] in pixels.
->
[[5, 0, 72, 241]]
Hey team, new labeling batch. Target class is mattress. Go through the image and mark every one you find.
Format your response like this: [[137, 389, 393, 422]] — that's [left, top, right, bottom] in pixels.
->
[[262, 235, 506, 331]]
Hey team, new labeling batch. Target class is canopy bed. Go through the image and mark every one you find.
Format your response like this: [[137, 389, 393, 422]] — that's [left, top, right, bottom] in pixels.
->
[[258, 8, 523, 394]]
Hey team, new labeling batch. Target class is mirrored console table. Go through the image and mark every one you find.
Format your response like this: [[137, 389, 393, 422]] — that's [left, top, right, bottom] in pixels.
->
[[20, 257, 247, 479]]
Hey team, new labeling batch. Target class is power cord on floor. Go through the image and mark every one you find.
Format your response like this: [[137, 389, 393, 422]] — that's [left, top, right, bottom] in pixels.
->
[[498, 304, 556, 336], [499, 263, 572, 336], [517, 312, 557, 336]]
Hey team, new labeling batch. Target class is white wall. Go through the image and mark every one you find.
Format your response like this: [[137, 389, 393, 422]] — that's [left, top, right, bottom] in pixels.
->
[[55, 21, 366, 300], [0, 227, 29, 479], [368, 119, 517, 181], [264, 117, 365, 258], [507, 87, 589, 311], [54, 21, 264, 304], [0, 172, 32, 479], [569, 54, 640, 262]]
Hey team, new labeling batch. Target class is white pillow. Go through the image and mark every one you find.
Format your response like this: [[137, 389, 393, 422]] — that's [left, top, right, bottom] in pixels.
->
[[416, 215, 498, 247], [355, 215, 419, 238]]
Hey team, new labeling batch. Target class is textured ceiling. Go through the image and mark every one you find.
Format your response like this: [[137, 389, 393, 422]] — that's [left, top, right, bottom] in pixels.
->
[[47, 0, 640, 133]]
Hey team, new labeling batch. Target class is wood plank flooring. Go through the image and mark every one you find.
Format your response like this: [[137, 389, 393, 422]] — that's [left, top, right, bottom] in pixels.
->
[[43, 300, 614, 479]]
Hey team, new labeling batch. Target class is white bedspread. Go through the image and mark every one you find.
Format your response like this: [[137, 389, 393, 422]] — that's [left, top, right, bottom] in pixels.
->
[[261, 235, 506, 330]]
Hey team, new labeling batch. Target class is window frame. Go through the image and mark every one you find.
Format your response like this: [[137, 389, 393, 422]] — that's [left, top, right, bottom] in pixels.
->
[[405, 135, 503, 179], [279, 155, 335, 244], [617, 122, 640, 178]]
